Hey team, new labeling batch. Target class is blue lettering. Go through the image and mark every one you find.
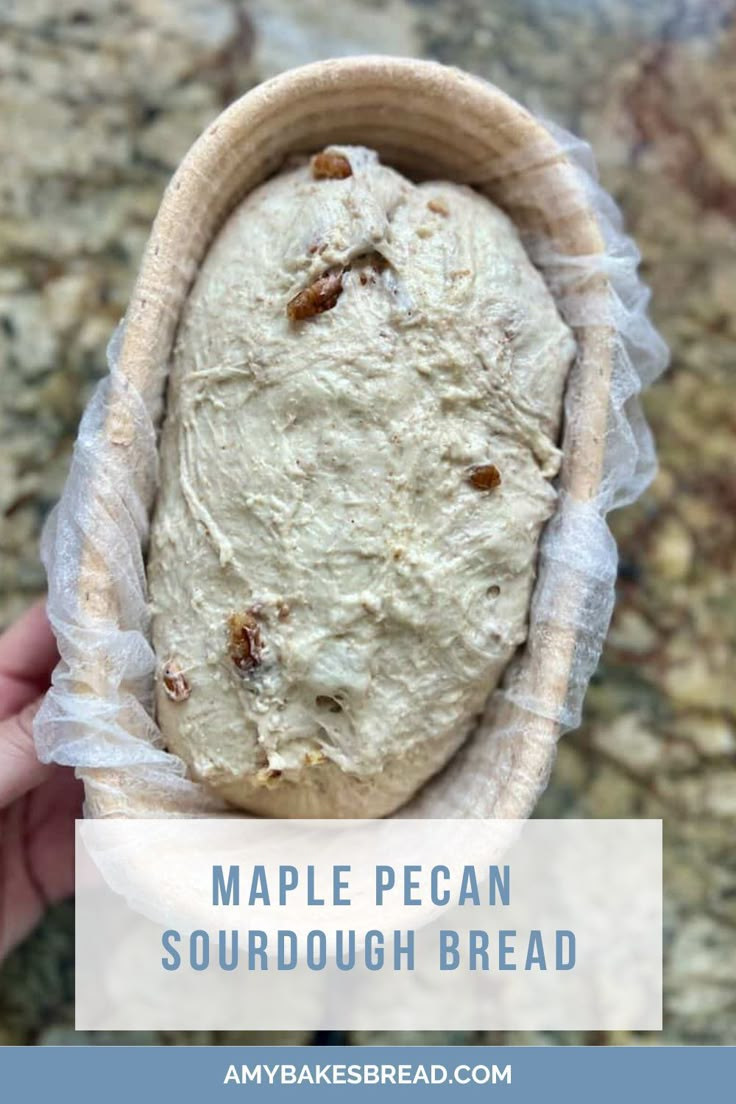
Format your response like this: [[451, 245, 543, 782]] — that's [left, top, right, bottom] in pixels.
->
[[161, 929, 181, 971], [404, 865, 421, 905], [248, 866, 270, 906], [365, 930, 384, 971], [306, 866, 325, 906], [335, 929, 356, 970], [458, 867, 481, 906], [212, 865, 239, 906], [279, 866, 298, 904], [219, 930, 238, 971], [334, 865, 351, 906], [430, 865, 451, 906], [439, 930, 460, 970], [395, 929, 415, 971], [248, 930, 268, 970], [499, 930, 516, 970], [190, 930, 209, 971], [307, 930, 327, 970], [490, 865, 510, 906], [525, 930, 547, 971], [556, 930, 576, 970], [278, 931, 297, 970], [470, 930, 490, 971], [376, 865, 395, 905]]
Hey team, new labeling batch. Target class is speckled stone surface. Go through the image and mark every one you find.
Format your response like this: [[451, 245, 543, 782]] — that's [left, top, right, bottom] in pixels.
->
[[1, 0, 734, 1047]]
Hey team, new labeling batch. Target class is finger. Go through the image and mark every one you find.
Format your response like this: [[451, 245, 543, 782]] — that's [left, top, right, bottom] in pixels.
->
[[0, 696, 52, 807], [0, 768, 83, 962], [0, 598, 58, 682], [28, 767, 85, 903], [0, 599, 58, 721]]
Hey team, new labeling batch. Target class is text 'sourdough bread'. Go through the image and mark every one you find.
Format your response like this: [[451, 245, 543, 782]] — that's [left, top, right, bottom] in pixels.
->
[[147, 146, 576, 817]]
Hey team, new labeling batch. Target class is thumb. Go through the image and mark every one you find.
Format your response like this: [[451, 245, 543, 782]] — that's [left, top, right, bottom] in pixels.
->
[[0, 696, 52, 808]]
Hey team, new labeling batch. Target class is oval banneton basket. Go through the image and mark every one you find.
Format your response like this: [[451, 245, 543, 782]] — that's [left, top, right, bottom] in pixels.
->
[[75, 56, 622, 820]]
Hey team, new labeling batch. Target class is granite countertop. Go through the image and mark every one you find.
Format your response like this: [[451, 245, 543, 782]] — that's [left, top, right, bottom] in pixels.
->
[[1, 0, 734, 1046]]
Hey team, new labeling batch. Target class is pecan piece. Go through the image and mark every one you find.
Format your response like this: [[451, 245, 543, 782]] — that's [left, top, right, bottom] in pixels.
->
[[304, 749, 327, 766], [287, 271, 343, 321], [427, 197, 449, 216], [227, 611, 263, 672], [315, 695, 343, 714], [162, 660, 191, 702], [467, 464, 501, 491], [311, 151, 352, 180], [256, 767, 283, 787]]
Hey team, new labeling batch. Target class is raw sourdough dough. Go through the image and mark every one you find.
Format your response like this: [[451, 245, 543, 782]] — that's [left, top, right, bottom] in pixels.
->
[[147, 146, 575, 817]]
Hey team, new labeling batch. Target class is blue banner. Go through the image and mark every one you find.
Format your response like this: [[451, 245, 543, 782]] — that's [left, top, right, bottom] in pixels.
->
[[0, 1045, 731, 1102]]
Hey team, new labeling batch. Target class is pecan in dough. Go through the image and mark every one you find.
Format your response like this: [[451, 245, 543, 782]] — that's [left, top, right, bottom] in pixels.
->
[[311, 151, 353, 180], [287, 271, 343, 321]]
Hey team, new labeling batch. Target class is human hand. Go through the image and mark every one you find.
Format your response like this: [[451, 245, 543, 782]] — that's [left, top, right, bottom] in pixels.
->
[[0, 600, 83, 962]]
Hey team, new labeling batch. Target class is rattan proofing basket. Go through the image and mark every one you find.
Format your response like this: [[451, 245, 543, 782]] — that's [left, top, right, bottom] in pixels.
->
[[78, 56, 611, 820]]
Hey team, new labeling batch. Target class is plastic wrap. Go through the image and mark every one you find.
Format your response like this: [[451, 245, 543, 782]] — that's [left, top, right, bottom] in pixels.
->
[[33, 104, 668, 820]]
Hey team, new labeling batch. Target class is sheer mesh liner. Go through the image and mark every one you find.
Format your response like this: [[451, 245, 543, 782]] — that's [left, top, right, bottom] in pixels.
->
[[33, 62, 668, 819]]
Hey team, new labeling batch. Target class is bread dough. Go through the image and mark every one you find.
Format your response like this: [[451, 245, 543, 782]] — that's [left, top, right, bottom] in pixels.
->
[[147, 146, 575, 817]]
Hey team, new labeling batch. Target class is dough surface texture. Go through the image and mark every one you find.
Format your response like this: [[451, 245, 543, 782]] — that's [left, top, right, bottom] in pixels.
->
[[147, 146, 575, 817]]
